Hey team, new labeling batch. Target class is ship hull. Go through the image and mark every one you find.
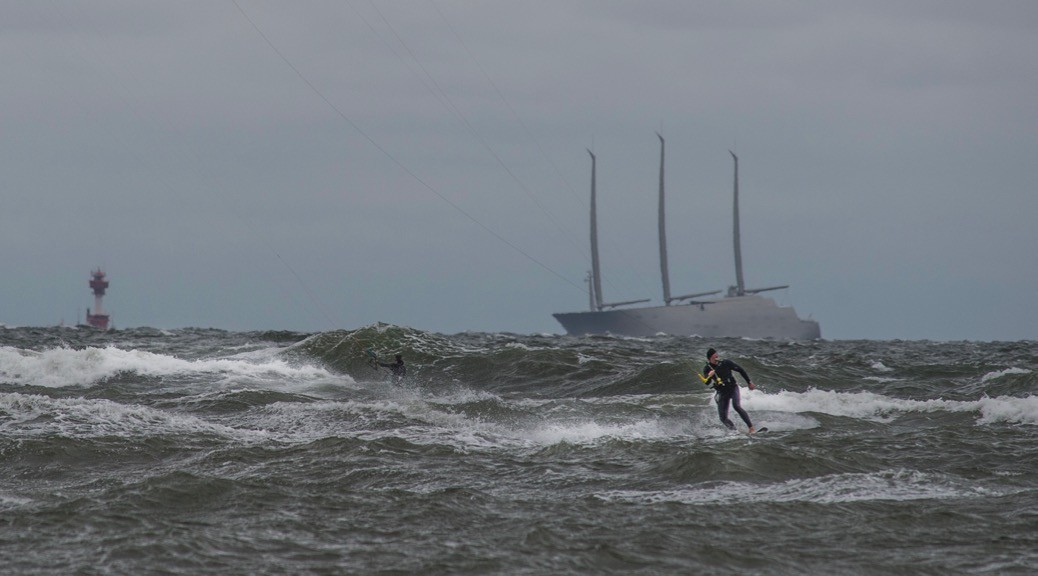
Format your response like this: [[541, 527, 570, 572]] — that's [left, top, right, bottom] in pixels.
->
[[553, 295, 820, 339]]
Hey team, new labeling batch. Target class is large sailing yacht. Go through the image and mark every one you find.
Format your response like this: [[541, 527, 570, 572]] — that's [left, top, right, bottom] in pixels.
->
[[553, 136, 821, 339]]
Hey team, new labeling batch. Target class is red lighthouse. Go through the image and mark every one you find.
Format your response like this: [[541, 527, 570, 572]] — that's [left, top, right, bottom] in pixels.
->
[[86, 268, 111, 330]]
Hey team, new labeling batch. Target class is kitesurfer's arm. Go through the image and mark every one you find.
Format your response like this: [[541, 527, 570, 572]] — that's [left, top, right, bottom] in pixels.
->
[[701, 364, 722, 387], [730, 361, 756, 390]]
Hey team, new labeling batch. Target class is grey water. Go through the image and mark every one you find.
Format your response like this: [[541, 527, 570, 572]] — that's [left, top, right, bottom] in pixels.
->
[[1, 325, 1035, 574]]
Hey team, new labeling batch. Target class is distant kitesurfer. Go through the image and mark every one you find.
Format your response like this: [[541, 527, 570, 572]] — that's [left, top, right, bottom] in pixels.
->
[[378, 354, 407, 380], [702, 348, 756, 433]]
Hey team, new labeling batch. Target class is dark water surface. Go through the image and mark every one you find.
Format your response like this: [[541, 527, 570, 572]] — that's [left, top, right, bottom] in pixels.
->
[[1, 325, 1035, 574]]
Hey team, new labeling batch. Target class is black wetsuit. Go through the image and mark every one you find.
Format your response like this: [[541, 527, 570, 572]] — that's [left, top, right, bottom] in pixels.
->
[[703, 359, 753, 430]]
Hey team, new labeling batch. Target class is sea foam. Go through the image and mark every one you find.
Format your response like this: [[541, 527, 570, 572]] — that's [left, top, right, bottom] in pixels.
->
[[747, 387, 1038, 426], [0, 345, 337, 388]]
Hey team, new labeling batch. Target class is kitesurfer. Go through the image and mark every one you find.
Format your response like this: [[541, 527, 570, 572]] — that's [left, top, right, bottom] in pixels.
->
[[378, 354, 407, 380], [702, 348, 756, 433]]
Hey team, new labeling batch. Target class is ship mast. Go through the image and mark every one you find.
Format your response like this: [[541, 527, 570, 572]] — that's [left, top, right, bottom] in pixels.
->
[[728, 152, 788, 297], [658, 136, 720, 305], [585, 149, 650, 311], [588, 150, 603, 311], [657, 133, 671, 305], [731, 151, 745, 297]]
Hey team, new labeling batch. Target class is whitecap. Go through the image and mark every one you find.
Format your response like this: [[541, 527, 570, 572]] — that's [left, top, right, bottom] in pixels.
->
[[744, 388, 1038, 426], [981, 367, 1031, 382], [0, 345, 338, 389]]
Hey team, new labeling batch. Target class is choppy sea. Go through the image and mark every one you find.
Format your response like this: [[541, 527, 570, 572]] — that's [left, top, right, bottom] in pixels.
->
[[0, 324, 1035, 575]]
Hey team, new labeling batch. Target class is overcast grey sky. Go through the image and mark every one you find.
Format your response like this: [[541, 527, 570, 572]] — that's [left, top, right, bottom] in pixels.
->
[[2, 1, 1036, 340]]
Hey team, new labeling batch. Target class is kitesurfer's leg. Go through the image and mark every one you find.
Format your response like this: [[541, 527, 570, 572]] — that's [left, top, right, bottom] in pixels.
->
[[716, 392, 736, 430], [730, 386, 753, 429]]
